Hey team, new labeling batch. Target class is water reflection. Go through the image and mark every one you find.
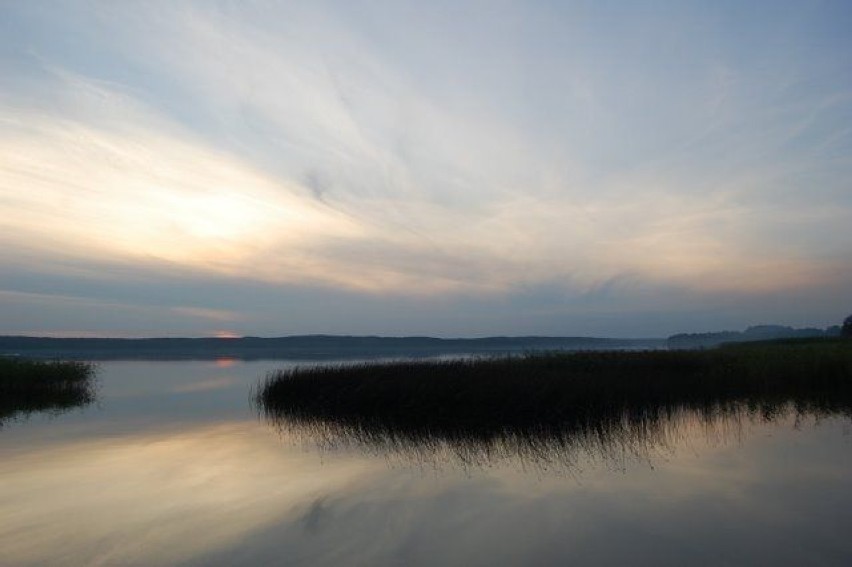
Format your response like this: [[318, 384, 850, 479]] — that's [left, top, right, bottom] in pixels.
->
[[262, 399, 848, 472], [3, 360, 852, 566], [214, 356, 238, 368], [4, 415, 850, 566], [0, 421, 381, 566]]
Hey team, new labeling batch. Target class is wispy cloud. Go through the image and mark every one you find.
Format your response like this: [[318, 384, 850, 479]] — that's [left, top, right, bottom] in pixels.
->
[[1, 0, 850, 335], [170, 307, 241, 323]]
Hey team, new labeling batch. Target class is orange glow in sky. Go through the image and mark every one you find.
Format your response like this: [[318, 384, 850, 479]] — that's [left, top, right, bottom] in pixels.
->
[[214, 330, 241, 339]]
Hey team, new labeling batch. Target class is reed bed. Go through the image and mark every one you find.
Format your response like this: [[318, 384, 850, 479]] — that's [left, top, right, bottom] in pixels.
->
[[0, 357, 97, 424], [256, 339, 852, 466]]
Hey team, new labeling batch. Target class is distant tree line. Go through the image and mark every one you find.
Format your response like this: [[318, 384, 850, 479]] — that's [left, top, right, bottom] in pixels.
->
[[668, 324, 842, 349]]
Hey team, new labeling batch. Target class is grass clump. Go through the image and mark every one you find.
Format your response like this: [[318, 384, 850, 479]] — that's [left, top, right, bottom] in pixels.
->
[[0, 357, 97, 425]]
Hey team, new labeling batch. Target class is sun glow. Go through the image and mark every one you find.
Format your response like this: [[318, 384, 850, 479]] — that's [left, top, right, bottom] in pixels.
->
[[163, 191, 267, 240], [0, 102, 366, 286], [214, 331, 241, 339]]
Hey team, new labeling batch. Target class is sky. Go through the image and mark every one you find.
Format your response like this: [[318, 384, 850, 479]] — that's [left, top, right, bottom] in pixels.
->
[[1, 0, 851, 338]]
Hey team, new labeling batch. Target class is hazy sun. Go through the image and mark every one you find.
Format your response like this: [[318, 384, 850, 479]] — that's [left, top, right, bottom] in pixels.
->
[[167, 192, 265, 240]]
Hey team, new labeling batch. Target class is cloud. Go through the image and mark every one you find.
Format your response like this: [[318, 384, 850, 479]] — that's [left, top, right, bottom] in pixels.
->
[[0, 74, 371, 285], [1, 1, 851, 334], [170, 307, 242, 322]]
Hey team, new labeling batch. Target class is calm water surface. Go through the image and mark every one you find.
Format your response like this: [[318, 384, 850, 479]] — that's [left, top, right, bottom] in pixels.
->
[[2, 360, 852, 566]]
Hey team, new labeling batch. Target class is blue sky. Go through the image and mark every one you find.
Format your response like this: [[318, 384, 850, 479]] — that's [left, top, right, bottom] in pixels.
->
[[1, 1, 850, 337]]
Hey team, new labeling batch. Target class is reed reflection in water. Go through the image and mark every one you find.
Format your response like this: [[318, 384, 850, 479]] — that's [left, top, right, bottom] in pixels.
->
[[262, 401, 846, 472], [256, 342, 852, 470]]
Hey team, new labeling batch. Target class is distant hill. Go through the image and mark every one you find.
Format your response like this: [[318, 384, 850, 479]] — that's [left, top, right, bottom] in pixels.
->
[[0, 335, 667, 361], [3, 326, 840, 359], [667, 325, 841, 349]]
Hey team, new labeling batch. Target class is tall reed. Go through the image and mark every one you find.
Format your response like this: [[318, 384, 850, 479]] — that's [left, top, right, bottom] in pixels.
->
[[256, 339, 852, 466], [0, 357, 97, 424]]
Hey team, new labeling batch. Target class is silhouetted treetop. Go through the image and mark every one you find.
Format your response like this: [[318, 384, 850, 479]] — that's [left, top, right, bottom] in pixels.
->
[[842, 315, 852, 337]]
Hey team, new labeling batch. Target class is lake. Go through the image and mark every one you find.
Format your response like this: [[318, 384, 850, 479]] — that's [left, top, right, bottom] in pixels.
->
[[2, 359, 852, 566]]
